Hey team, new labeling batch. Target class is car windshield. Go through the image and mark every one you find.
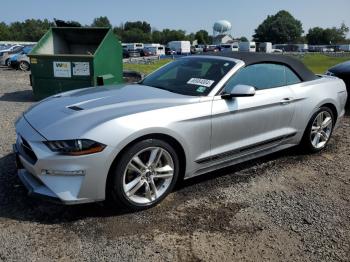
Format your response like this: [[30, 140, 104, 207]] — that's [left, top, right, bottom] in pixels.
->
[[141, 58, 236, 96]]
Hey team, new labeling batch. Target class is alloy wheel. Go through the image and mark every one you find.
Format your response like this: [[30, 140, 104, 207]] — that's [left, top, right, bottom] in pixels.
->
[[310, 111, 333, 149], [122, 146, 174, 204], [19, 62, 29, 71]]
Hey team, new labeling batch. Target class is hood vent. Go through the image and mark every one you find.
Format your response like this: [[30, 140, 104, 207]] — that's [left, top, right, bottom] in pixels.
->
[[67, 105, 84, 111]]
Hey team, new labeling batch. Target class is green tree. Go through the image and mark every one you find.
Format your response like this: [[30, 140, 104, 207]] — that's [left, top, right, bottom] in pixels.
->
[[151, 30, 164, 44], [91, 16, 111, 28], [63, 20, 81, 27], [124, 21, 151, 34], [186, 33, 196, 43], [253, 10, 303, 44], [195, 30, 210, 44], [22, 19, 53, 41], [113, 25, 124, 41], [306, 23, 349, 44], [123, 28, 151, 43], [7, 19, 53, 41], [161, 29, 186, 44], [239, 36, 249, 42], [0, 22, 10, 40]]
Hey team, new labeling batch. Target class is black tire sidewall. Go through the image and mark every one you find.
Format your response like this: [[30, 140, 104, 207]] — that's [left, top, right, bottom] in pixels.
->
[[20, 61, 29, 71], [110, 139, 179, 210], [301, 107, 335, 153]]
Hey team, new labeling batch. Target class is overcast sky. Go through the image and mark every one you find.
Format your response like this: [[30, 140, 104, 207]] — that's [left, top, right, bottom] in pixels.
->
[[2, 0, 350, 39]]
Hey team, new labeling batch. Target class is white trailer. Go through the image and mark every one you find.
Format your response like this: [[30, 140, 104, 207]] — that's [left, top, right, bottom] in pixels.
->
[[258, 42, 273, 53], [167, 41, 191, 54], [122, 43, 144, 51], [295, 44, 309, 52], [239, 42, 256, 52], [144, 43, 166, 55], [339, 45, 350, 52], [220, 43, 239, 52]]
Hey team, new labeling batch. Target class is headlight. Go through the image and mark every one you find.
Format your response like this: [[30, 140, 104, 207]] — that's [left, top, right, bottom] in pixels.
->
[[44, 139, 106, 156], [325, 71, 335, 76]]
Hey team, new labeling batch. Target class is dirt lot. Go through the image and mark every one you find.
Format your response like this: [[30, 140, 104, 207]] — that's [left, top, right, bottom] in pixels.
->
[[0, 68, 349, 262]]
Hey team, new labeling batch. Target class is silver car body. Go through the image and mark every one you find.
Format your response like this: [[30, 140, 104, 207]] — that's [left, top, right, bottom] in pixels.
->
[[15, 56, 348, 204]]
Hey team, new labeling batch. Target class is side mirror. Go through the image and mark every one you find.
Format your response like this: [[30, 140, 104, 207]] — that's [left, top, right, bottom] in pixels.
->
[[221, 84, 256, 99]]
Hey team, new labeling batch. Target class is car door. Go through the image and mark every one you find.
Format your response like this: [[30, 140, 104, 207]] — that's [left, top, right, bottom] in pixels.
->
[[210, 63, 298, 161]]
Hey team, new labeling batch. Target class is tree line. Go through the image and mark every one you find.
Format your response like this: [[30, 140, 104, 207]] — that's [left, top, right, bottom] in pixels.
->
[[0, 12, 349, 45], [253, 10, 350, 45], [0, 17, 216, 45]]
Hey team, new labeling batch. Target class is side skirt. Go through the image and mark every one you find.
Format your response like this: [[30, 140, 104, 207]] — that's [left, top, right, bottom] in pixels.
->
[[187, 133, 297, 179]]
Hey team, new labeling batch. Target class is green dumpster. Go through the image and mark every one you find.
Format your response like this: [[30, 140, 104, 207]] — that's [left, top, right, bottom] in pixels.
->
[[28, 27, 123, 100]]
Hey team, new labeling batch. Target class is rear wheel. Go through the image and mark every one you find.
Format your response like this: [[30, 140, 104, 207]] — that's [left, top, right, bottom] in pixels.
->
[[300, 107, 334, 153], [6, 59, 11, 67], [109, 139, 179, 210]]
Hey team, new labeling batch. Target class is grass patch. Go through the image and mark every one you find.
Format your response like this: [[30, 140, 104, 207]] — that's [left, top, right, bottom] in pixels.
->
[[123, 54, 350, 75], [295, 54, 350, 74], [123, 59, 172, 75]]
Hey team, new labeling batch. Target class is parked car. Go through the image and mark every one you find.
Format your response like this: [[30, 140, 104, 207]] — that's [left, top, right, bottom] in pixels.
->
[[220, 43, 239, 52], [139, 49, 146, 57], [14, 53, 347, 210], [203, 45, 220, 52], [326, 61, 350, 107], [8, 46, 33, 70], [0, 44, 10, 51], [122, 49, 130, 59], [0, 45, 24, 66], [17, 54, 31, 71], [144, 44, 166, 56], [165, 47, 176, 55], [191, 45, 205, 54], [128, 49, 141, 58], [142, 48, 154, 56], [272, 49, 283, 53]]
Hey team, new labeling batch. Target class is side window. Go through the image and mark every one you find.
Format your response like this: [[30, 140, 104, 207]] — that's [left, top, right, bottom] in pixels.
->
[[285, 67, 301, 85], [225, 63, 287, 92]]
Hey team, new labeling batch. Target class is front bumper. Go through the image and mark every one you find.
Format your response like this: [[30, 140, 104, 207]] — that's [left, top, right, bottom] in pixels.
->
[[14, 143, 95, 205], [14, 117, 114, 205]]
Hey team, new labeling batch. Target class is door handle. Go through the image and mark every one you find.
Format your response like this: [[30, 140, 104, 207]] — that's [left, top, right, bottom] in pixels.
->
[[280, 98, 293, 105]]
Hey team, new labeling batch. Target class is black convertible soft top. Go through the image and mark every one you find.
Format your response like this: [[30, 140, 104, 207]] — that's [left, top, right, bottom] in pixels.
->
[[202, 52, 317, 82]]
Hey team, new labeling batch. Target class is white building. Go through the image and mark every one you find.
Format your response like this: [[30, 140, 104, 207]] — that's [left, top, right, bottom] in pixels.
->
[[213, 34, 234, 45]]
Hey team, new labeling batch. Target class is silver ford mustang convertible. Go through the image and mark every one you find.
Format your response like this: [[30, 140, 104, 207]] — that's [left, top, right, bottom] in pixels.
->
[[14, 53, 348, 210]]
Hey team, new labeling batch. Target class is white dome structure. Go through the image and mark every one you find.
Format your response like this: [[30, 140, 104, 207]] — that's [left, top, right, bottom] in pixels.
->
[[213, 20, 232, 34]]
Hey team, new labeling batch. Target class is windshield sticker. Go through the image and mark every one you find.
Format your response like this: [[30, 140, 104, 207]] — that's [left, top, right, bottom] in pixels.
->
[[224, 63, 230, 67], [196, 86, 207, 93], [187, 78, 215, 87]]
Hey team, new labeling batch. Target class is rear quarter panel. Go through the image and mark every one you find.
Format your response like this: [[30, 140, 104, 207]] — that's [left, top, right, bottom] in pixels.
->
[[289, 76, 347, 142]]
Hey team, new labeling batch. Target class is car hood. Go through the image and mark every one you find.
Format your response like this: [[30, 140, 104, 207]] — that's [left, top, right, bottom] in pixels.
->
[[24, 84, 199, 140], [329, 61, 350, 74]]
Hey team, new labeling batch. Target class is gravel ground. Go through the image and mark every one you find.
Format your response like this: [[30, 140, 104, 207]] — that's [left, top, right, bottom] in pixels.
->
[[0, 68, 349, 261]]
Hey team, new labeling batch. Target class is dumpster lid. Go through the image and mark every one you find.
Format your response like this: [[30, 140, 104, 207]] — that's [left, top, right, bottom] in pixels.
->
[[30, 27, 111, 57]]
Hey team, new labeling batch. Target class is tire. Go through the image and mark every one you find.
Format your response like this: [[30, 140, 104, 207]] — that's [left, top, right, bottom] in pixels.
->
[[109, 139, 179, 210], [300, 107, 335, 153], [6, 59, 11, 67], [19, 61, 30, 71]]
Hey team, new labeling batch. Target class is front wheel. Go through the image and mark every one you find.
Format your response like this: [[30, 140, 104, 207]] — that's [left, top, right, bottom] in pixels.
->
[[300, 107, 334, 153], [19, 61, 30, 71], [109, 139, 179, 210]]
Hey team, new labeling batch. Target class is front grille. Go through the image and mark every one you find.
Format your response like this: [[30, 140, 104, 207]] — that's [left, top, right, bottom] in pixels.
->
[[20, 136, 38, 164]]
